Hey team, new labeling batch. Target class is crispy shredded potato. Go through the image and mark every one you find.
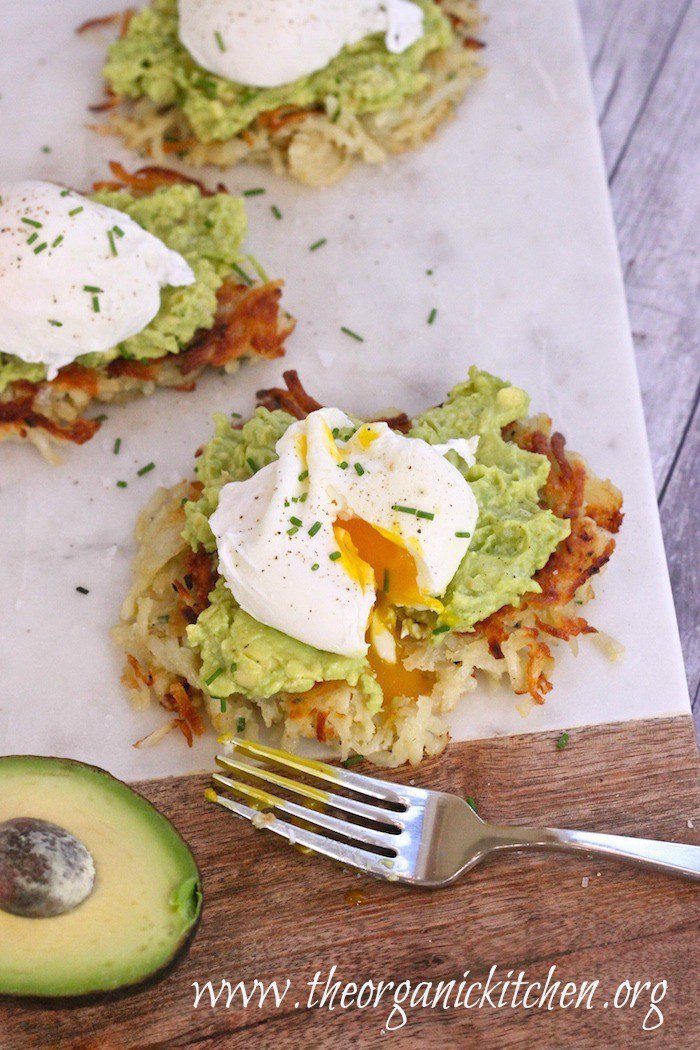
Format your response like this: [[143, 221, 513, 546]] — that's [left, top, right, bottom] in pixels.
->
[[114, 372, 623, 766], [87, 1, 486, 187], [0, 164, 294, 461]]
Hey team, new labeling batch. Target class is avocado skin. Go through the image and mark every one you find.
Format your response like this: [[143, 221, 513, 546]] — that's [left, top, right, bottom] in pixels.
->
[[0, 756, 203, 1005]]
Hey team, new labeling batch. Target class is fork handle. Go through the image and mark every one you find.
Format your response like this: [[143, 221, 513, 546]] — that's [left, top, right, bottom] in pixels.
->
[[488, 825, 700, 881]]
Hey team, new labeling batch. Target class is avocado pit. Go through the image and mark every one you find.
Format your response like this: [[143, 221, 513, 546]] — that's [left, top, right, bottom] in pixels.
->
[[0, 817, 95, 919]]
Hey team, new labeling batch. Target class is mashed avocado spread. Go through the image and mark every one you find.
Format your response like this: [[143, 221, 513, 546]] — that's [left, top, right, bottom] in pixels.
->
[[104, 0, 453, 143], [184, 369, 571, 704], [0, 184, 247, 393]]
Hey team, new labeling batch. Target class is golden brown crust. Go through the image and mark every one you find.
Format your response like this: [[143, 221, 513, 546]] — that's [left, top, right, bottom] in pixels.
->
[[0, 382, 101, 446], [92, 159, 223, 197], [258, 370, 413, 432], [76, 8, 135, 37]]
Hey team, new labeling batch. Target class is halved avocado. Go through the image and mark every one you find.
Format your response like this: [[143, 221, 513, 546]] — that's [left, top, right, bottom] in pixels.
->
[[0, 756, 202, 1000]]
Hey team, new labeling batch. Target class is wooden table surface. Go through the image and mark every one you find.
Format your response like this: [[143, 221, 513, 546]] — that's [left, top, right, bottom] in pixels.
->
[[578, 0, 699, 735], [4, 718, 699, 1048]]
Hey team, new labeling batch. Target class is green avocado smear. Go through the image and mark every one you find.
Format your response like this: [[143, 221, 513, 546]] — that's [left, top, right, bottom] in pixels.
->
[[184, 369, 571, 705], [0, 184, 248, 393], [104, 0, 453, 143]]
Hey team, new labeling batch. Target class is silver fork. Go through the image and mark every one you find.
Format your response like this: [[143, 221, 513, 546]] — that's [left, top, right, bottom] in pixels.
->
[[207, 739, 700, 886]]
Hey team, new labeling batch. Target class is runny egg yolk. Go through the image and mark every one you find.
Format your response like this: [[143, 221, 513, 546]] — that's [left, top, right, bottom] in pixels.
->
[[333, 517, 437, 701]]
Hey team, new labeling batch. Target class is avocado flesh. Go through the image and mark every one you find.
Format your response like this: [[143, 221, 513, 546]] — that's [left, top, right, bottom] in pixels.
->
[[0, 756, 202, 999]]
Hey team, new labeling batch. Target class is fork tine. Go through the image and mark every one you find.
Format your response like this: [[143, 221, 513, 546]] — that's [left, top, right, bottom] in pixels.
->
[[220, 737, 408, 806], [215, 754, 404, 830], [212, 773, 402, 852], [207, 788, 406, 880]]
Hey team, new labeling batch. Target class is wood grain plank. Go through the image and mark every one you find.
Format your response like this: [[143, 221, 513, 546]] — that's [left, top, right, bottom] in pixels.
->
[[605, 0, 700, 492], [3, 717, 698, 1049], [659, 395, 700, 722], [591, 0, 700, 721], [579, 0, 691, 172]]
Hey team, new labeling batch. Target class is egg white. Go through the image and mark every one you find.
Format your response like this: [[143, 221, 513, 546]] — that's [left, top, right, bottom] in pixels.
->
[[0, 181, 194, 378], [210, 408, 479, 657], [178, 0, 425, 89]]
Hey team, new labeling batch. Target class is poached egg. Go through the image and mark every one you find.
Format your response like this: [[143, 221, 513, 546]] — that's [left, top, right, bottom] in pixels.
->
[[178, 0, 425, 89], [0, 181, 195, 379], [210, 408, 479, 697]]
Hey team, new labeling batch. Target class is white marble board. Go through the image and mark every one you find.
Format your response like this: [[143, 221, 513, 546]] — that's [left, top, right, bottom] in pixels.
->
[[0, 0, 691, 780]]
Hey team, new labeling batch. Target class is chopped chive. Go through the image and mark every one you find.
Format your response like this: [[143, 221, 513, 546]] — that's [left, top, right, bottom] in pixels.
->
[[329, 551, 342, 561], [60, 189, 71, 197], [466, 796, 478, 812], [243, 187, 265, 197], [416, 509, 435, 520], [308, 521, 321, 537], [94, 414, 108, 423], [51, 234, 64, 247], [298, 469, 309, 482], [83, 285, 102, 293], [309, 237, 327, 251], [231, 262, 253, 286], [92, 295, 100, 312], [205, 667, 224, 687], [383, 570, 390, 593], [21, 217, 42, 229], [113, 437, 121, 454], [214, 29, 226, 52], [220, 698, 228, 712], [311, 563, 319, 572], [157, 614, 170, 624], [68, 206, 84, 217], [289, 516, 302, 527], [392, 504, 417, 515], [287, 526, 299, 536], [231, 411, 242, 419], [48, 319, 62, 327], [455, 531, 471, 538], [27, 232, 38, 245], [343, 754, 364, 768], [340, 326, 364, 342], [230, 662, 237, 673], [236, 716, 246, 733], [246, 457, 258, 473], [137, 461, 155, 476], [433, 624, 451, 635], [34, 242, 48, 254], [113, 225, 124, 237], [298, 493, 308, 503], [75, 586, 89, 595], [271, 205, 283, 220], [426, 268, 434, 275], [556, 731, 570, 751], [41, 145, 51, 154], [427, 308, 438, 325], [354, 462, 365, 476], [107, 229, 117, 256], [338, 461, 348, 470], [331, 427, 339, 438]]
